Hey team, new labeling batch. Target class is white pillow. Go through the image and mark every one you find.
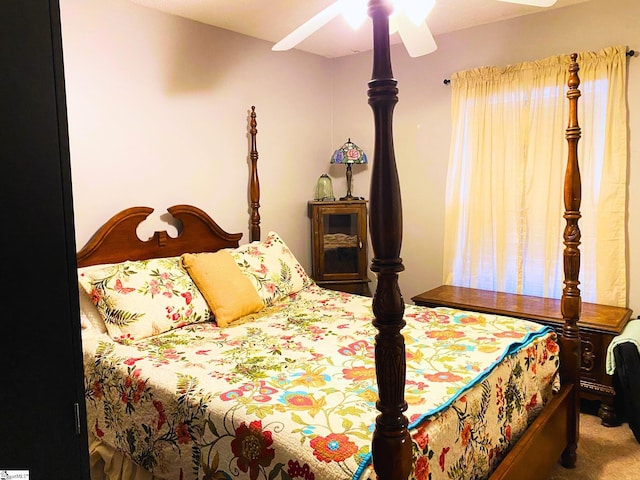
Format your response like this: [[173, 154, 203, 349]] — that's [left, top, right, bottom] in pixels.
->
[[78, 283, 107, 334]]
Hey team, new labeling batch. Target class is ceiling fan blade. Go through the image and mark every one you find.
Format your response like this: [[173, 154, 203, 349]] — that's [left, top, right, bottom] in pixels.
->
[[397, 13, 437, 58], [272, 1, 343, 51], [497, 0, 558, 6]]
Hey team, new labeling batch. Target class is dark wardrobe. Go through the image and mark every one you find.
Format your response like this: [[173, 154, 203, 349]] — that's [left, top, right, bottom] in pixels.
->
[[1, 1, 90, 478]]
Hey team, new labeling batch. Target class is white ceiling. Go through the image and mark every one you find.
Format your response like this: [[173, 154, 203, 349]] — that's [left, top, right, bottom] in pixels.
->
[[128, 0, 591, 58]]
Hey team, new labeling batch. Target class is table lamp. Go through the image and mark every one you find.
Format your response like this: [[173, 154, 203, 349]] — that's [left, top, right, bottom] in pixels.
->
[[330, 138, 367, 200]]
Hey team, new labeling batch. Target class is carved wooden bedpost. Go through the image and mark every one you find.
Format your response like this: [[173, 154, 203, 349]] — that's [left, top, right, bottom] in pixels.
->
[[249, 105, 261, 242], [367, 1, 412, 479], [560, 53, 582, 468]]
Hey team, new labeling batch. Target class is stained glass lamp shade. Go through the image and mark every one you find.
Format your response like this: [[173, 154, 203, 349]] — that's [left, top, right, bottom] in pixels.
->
[[330, 139, 367, 200]]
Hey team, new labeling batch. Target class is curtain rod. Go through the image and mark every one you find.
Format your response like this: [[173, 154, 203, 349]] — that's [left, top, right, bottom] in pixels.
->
[[443, 49, 636, 85]]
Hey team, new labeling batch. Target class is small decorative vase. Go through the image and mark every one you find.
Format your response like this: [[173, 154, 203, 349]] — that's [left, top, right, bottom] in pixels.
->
[[315, 174, 335, 201]]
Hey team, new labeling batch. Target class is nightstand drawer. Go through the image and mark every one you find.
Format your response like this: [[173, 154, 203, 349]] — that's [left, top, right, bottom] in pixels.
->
[[535, 322, 615, 392]]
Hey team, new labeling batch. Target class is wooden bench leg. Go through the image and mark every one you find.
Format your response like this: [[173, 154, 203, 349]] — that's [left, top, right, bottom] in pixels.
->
[[598, 399, 621, 427]]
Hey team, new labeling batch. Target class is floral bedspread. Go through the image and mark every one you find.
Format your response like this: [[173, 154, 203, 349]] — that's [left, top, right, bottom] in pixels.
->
[[83, 284, 559, 480]]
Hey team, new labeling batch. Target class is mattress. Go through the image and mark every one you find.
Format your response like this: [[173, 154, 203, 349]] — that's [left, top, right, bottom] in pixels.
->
[[82, 284, 559, 480]]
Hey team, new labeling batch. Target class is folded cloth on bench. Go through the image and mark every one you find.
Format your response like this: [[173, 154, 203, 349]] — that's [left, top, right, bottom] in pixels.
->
[[606, 319, 640, 375]]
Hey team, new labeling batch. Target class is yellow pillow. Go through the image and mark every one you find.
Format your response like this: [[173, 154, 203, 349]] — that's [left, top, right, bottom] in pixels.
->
[[181, 251, 263, 327]]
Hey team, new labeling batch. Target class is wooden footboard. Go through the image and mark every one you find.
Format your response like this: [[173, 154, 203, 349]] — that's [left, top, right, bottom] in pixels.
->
[[480, 55, 584, 479], [365, 0, 583, 471], [490, 384, 574, 480], [483, 55, 584, 479]]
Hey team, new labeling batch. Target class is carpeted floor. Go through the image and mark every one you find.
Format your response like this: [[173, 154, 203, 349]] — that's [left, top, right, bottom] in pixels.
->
[[548, 407, 639, 479]]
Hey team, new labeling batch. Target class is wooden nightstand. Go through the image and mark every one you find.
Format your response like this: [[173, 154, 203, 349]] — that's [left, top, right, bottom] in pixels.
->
[[308, 200, 371, 296], [412, 285, 633, 426]]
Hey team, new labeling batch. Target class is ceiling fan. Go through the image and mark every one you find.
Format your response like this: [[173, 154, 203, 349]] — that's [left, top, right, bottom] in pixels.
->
[[272, 0, 558, 58]]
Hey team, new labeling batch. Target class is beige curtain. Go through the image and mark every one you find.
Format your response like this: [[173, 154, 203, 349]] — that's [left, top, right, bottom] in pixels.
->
[[443, 46, 628, 306]]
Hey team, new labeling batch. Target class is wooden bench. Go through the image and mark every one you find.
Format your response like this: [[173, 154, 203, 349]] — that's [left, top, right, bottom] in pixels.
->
[[412, 285, 634, 426]]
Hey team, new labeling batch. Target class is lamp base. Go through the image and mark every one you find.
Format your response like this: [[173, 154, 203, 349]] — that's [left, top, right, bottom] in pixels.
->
[[340, 163, 365, 201]]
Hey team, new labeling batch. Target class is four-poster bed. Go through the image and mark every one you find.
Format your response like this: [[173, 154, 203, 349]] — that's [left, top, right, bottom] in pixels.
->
[[78, 2, 582, 479]]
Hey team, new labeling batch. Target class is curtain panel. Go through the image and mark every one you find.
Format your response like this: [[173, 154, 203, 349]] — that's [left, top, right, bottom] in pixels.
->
[[443, 46, 628, 306]]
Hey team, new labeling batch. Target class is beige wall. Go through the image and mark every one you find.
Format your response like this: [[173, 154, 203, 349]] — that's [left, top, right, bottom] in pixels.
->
[[61, 0, 333, 272], [62, 0, 640, 310]]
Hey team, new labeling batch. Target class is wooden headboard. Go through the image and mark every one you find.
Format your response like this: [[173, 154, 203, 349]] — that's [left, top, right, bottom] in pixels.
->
[[76, 204, 243, 267], [77, 107, 260, 268]]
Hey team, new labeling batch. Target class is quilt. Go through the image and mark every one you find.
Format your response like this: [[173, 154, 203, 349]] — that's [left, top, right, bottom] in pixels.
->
[[82, 284, 558, 480]]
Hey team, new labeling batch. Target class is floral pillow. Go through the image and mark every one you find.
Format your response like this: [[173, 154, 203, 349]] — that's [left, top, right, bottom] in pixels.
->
[[78, 257, 211, 343], [229, 231, 313, 306]]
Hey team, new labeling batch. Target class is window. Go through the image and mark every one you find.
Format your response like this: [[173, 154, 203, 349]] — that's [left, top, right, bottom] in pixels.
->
[[443, 47, 628, 306]]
